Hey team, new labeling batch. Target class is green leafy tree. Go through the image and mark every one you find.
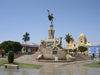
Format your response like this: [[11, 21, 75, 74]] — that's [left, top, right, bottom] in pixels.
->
[[11, 42, 22, 53], [1, 41, 13, 51], [0, 44, 3, 49], [22, 32, 30, 52], [78, 46, 87, 52], [65, 34, 72, 54], [0, 41, 22, 53], [73, 48, 77, 53]]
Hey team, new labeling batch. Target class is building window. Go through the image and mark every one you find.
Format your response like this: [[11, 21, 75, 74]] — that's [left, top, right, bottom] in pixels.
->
[[81, 39, 82, 43], [52, 51, 57, 54], [88, 49, 91, 53], [74, 44, 76, 47], [96, 48, 99, 53]]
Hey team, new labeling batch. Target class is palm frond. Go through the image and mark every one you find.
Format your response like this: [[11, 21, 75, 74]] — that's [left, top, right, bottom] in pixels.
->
[[22, 32, 30, 42], [65, 33, 72, 44]]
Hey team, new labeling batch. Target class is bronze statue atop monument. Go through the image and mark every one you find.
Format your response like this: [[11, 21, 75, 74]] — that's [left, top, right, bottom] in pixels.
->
[[47, 10, 55, 24], [47, 10, 55, 39]]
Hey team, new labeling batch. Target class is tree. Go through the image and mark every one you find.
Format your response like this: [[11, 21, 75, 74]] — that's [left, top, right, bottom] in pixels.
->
[[0, 41, 13, 52], [22, 32, 30, 52], [73, 48, 77, 53], [5, 44, 13, 51], [0, 41, 22, 53], [78, 46, 87, 52], [65, 34, 72, 54], [0, 44, 3, 49], [11, 42, 22, 53]]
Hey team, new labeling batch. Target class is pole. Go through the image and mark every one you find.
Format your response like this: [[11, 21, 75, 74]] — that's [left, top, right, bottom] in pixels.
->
[[68, 43, 69, 54], [25, 42, 26, 53]]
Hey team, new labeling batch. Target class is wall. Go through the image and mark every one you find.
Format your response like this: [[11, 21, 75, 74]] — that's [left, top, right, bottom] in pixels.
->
[[88, 46, 100, 57], [22, 45, 38, 53], [41, 48, 66, 59]]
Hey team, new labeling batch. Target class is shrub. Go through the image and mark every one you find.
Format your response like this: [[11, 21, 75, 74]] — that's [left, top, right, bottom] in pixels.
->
[[2, 52, 4, 57], [79, 46, 87, 52], [98, 62, 100, 65], [8, 51, 14, 63]]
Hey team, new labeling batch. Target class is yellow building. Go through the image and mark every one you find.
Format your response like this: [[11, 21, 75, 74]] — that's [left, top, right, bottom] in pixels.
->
[[66, 32, 93, 51], [79, 33, 87, 46]]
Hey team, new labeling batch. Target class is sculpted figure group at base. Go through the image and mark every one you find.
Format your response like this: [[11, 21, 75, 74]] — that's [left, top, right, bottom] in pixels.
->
[[40, 37, 62, 49], [40, 40, 46, 45], [56, 37, 63, 47]]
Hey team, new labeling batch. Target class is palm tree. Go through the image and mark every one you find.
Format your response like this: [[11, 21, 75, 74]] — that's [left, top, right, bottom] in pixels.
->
[[22, 32, 30, 53], [65, 34, 72, 54]]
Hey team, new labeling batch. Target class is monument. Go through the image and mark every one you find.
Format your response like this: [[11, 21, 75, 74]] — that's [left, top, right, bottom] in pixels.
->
[[36, 10, 75, 60]]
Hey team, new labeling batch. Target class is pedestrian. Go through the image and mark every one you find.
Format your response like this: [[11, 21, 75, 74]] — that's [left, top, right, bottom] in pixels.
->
[[91, 55, 93, 60]]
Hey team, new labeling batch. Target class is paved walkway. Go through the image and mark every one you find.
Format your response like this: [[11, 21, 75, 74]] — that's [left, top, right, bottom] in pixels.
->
[[0, 60, 100, 75], [0, 54, 100, 75]]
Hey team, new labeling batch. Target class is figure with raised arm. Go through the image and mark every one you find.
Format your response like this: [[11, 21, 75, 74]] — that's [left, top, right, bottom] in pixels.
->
[[47, 10, 54, 24]]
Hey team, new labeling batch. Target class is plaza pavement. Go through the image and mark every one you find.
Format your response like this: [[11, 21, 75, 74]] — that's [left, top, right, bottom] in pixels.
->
[[0, 54, 100, 75]]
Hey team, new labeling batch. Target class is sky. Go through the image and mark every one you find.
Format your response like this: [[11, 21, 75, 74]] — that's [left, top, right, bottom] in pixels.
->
[[0, 0, 100, 48]]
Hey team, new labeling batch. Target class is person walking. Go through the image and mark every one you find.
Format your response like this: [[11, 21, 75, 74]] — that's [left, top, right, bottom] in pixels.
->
[[91, 55, 93, 60]]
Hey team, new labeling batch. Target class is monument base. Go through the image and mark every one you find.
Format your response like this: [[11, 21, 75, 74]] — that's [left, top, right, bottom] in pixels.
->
[[41, 48, 66, 59]]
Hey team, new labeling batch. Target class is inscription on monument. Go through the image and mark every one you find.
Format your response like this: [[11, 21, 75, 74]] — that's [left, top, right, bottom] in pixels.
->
[[47, 42, 54, 47]]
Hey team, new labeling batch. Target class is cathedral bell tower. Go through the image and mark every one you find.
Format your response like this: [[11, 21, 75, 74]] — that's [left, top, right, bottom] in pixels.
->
[[79, 32, 87, 46]]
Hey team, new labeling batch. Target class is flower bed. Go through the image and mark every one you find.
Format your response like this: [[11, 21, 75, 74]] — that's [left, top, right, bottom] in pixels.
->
[[42, 57, 66, 60], [44, 58, 53, 60], [58, 58, 66, 60]]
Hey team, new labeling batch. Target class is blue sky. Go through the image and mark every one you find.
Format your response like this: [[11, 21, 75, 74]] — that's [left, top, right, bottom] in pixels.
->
[[0, 0, 100, 48]]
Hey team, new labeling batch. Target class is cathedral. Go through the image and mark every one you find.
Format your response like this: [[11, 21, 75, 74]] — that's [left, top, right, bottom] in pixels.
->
[[66, 32, 93, 50]]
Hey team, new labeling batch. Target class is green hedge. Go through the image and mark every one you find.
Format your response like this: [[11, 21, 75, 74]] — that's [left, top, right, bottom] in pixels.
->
[[8, 51, 14, 63]]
